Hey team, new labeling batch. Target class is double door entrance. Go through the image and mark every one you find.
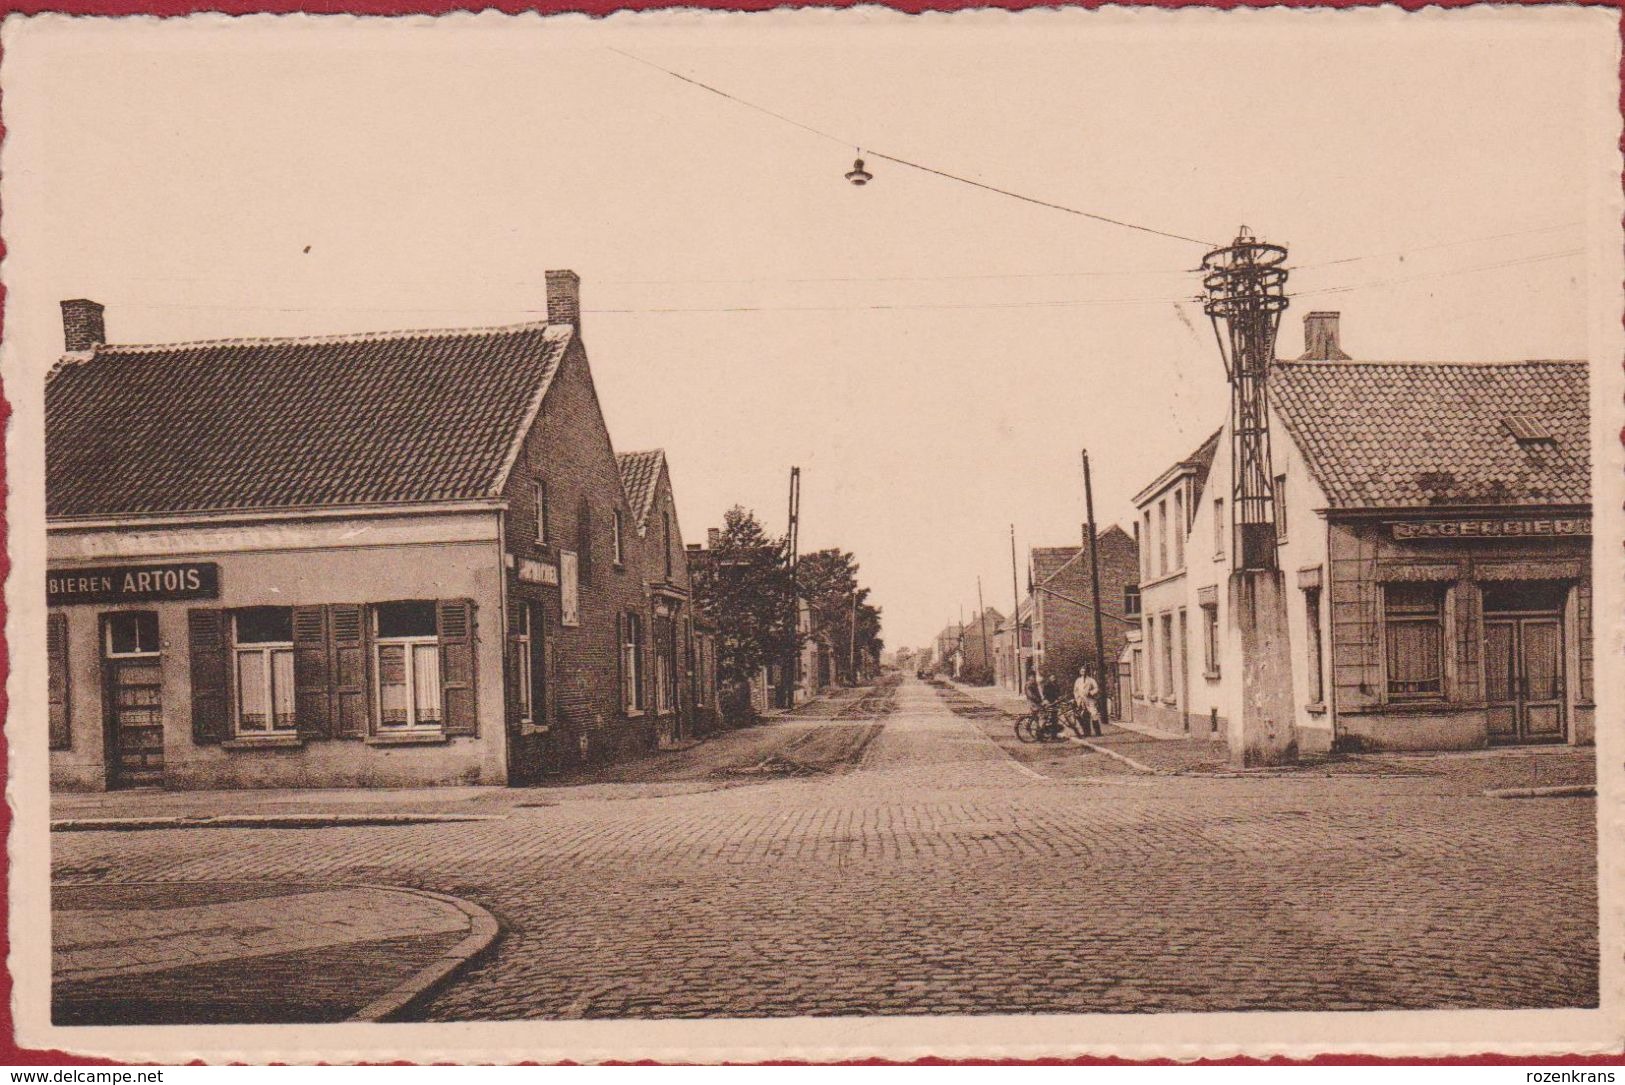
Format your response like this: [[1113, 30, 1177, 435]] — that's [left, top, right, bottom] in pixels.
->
[[1483, 583, 1567, 746]]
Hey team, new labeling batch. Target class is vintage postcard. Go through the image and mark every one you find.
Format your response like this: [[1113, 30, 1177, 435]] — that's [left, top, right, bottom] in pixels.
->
[[3, 4, 1621, 1064]]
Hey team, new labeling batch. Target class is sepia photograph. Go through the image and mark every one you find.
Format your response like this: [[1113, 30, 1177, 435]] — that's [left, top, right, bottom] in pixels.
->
[[3, 3, 1621, 1064]]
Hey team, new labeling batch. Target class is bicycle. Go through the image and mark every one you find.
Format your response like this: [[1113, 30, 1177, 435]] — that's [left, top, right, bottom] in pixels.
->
[[1015, 701, 1084, 744]]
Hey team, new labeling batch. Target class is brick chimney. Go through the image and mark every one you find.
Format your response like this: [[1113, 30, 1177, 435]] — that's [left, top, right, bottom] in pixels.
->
[[1298, 311, 1351, 361], [545, 270, 580, 333], [61, 299, 106, 352]]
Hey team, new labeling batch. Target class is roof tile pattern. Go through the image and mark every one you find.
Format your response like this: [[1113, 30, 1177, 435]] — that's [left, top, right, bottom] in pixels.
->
[[616, 449, 665, 527], [1269, 360, 1589, 510], [47, 323, 571, 518]]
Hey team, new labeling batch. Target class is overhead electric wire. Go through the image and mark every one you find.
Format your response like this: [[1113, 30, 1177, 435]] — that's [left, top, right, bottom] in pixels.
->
[[607, 46, 1217, 249]]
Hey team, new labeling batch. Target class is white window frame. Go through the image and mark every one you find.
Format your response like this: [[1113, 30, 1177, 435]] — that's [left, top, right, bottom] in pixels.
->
[[232, 609, 297, 735], [622, 612, 645, 715], [612, 508, 625, 566], [373, 606, 443, 731], [514, 603, 534, 726]]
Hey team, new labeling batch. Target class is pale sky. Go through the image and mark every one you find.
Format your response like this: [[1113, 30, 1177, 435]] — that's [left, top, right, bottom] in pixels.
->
[[3, 8, 1612, 652]]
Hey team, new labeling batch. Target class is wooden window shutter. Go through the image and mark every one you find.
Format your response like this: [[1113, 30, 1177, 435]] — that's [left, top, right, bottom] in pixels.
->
[[439, 599, 478, 736], [329, 603, 370, 738], [47, 612, 71, 750], [188, 608, 230, 745], [292, 605, 333, 740]]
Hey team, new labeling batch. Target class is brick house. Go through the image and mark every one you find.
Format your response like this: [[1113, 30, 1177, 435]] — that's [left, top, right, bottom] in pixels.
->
[[45, 272, 706, 790], [1028, 529, 1139, 711]]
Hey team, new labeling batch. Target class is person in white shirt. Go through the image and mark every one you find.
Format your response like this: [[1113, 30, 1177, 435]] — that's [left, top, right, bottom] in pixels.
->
[[1073, 665, 1103, 737]]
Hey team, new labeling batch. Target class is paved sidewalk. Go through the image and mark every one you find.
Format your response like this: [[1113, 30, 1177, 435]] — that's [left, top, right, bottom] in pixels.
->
[[52, 882, 496, 1024]]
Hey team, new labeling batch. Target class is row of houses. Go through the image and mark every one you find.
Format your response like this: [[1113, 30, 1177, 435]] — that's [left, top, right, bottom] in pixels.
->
[[1118, 311, 1593, 755], [45, 273, 723, 792]]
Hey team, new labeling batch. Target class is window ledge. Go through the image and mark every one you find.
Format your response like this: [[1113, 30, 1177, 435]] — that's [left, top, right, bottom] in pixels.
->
[[223, 734, 304, 750], [1305, 701, 1327, 716], [519, 721, 552, 736], [366, 731, 449, 747], [625, 709, 645, 718], [1204, 669, 1222, 681]]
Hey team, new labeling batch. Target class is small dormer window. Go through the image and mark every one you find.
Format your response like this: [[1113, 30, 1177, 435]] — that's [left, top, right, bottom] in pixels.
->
[[1503, 415, 1555, 445]]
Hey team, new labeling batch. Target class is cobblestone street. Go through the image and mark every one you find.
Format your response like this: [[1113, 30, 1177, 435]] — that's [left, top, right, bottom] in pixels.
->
[[52, 677, 1598, 1021]]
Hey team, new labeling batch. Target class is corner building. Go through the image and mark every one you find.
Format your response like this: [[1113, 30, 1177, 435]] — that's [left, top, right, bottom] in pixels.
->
[[46, 272, 712, 790]]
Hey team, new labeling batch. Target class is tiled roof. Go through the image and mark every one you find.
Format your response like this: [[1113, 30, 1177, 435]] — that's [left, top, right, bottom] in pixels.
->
[[1270, 360, 1589, 510], [616, 449, 665, 527], [1032, 546, 1081, 587], [46, 322, 571, 519]]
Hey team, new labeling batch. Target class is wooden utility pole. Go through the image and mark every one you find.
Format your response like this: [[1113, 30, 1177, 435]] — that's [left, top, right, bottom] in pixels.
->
[[784, 466, 801, 707], [976, 576, 991, 685], [1009, 524, 1022, 690], [1082, 449, 1109, 726]]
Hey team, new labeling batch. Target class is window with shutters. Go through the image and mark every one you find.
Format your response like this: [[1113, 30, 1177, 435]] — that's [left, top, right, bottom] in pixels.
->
[[621, 612, 645, 715], [232, 607, 296, 734], [1383, 583, 1445, 700], [374, 601, 442, 729]]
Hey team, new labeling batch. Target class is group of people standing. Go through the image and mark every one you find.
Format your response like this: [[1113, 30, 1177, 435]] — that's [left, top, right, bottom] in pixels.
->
[[1023, 663, 1104, 740]]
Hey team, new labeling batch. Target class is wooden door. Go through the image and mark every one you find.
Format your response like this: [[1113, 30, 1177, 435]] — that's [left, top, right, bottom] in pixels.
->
[[105, 657, 164, 787], [1484, 615, 1566, 745]]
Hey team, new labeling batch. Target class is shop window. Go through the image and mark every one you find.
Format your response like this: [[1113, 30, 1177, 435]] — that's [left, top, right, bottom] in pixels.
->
[[1304, 587, 1325, 705], [374, 601, 442, 729], [1124, 584, 1141, 618], [105, 611, 160, 657], [620, 612, 645, 715], [612, 508, 625, 566], [1384, 583, 1444, 700], [233, 606, 296, 734], [1201, 602, 1220, 678]]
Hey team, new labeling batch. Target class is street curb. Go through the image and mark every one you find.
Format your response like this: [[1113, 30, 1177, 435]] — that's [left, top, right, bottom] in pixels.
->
[[1078, 740, 1161, 775], [1482, 783, 1596, 799], [51, 812, 509, 833], [350, 886, 503, 1023]]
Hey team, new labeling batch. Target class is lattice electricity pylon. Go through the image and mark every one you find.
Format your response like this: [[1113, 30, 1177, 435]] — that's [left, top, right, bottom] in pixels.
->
[[1201, 227, 1289, 572]]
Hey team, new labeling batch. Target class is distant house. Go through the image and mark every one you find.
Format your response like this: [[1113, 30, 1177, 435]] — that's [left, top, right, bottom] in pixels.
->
[[1027, 530, 1139, 712]]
